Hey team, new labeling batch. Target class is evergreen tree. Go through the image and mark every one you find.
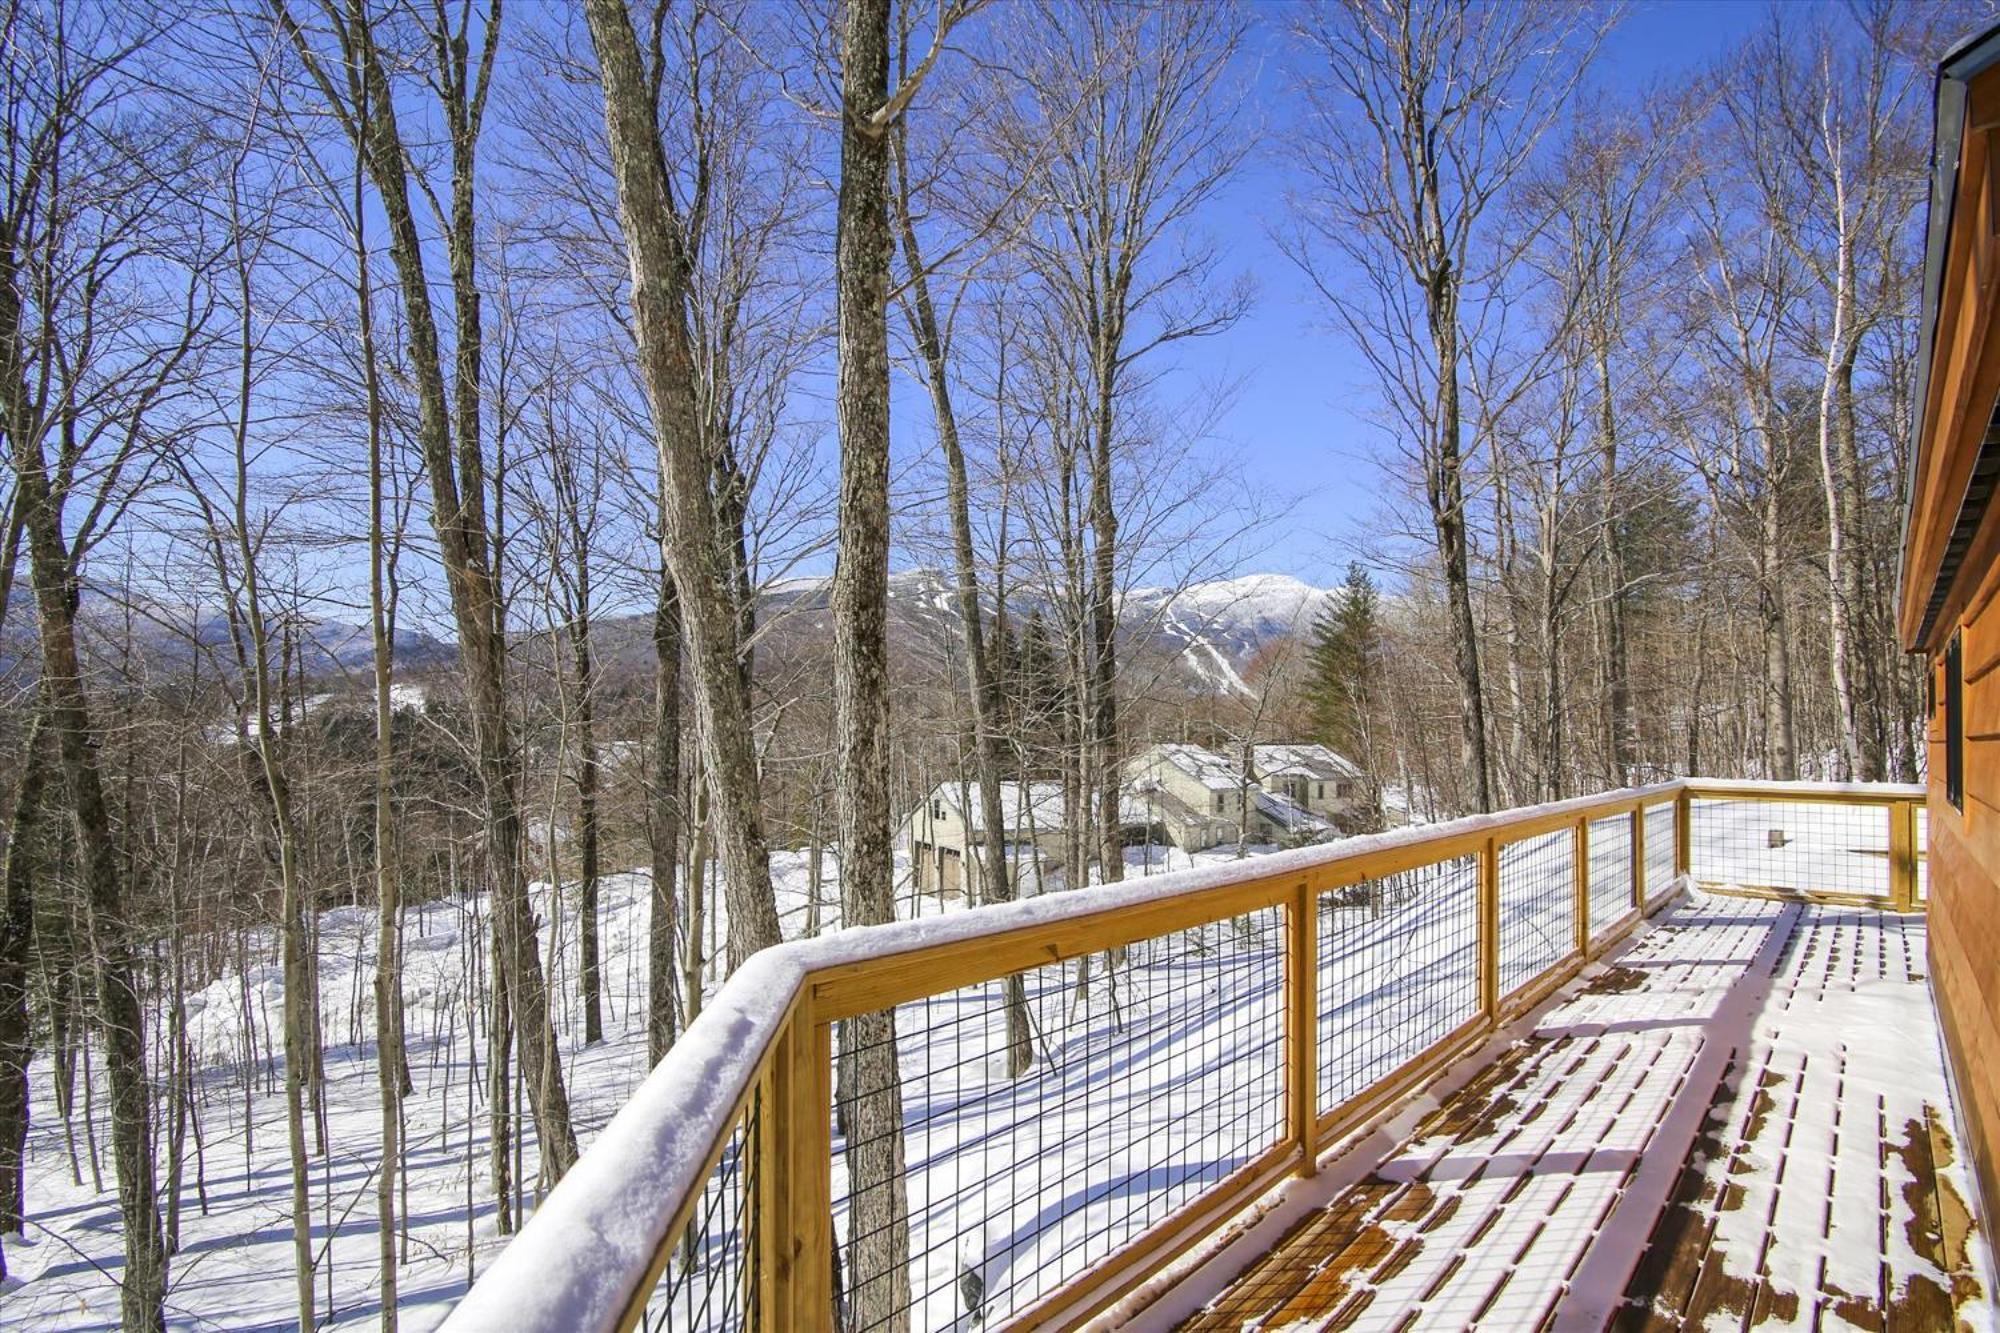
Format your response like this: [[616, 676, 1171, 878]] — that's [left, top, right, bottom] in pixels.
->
[[1305, 563, 1381, 761]]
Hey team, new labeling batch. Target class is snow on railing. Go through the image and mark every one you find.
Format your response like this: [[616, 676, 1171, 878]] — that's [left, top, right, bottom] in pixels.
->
[[439, 778, 1926, 1333]]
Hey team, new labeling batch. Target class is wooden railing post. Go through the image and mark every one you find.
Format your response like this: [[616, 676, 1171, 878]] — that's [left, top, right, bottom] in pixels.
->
[[1573, 818, 1591, 957], [1630, 805, 1647, 913], [1890, 799, 1919, 912], [1288, 879, 1320, 1177], [1479, 836, 1501, 1023], [1674, 789, 1693, 883], [755, 1006, 831, 1328]]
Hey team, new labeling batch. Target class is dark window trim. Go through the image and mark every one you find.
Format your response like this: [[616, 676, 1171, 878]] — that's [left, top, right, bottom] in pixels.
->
[[1947, 631, 1965, 813]]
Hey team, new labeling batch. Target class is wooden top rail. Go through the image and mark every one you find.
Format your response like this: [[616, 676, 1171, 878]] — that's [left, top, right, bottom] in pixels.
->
[[439, 777, 1921, 1333], [1682, 778, 1926, 803]]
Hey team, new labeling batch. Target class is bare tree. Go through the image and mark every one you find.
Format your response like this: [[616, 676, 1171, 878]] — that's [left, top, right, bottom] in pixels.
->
[[581, 0, 784, 967], [1285, 0, 1607, 813], [275, 0, 582, 1185]]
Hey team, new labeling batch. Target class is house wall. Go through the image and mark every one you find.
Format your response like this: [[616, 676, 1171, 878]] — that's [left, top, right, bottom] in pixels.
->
[[1912, 65, 2000, 1253], [1929, 568, 2000, 1241], [1128, 751, 1215, 817]]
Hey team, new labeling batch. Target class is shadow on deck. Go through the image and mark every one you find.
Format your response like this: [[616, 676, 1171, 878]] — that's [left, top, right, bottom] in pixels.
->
[[1156, 896, 1992, 1331]]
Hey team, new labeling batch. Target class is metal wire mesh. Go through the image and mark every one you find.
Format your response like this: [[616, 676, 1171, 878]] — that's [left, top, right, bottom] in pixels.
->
[[1644, 802, 1677, 903], [1315, 855, 1481, 1116], [831, 908, 1287, 1332], [640, 1094, 759, 1332], [1497, 829, 1575, 997], [1587, 815, 1634, 940], [1688, 799, 1891, 898]]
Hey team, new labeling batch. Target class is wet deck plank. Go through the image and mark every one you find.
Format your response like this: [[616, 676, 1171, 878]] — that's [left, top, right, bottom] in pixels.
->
[[1173, 897, 1992, 1332]]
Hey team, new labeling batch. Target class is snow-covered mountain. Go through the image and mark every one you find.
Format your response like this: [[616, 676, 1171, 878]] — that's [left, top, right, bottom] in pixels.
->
[[1121, 574, 1329, 695], [0, 570, 1327, 698], [749, 568, 1330, 698]]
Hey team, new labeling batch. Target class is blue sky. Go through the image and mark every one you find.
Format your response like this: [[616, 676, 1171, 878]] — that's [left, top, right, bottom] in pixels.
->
[[1168, 0, 1771, 587]]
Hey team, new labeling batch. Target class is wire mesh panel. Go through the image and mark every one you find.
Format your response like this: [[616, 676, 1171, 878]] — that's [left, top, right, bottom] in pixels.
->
[[831, 908, 1288, 1332], [1315, 855, 1480, 1117], [1688, 799, 1891, 898], [1915, 805, 1929, 902], [1587, 815, 1633, 940], [1497, 829, 1575, 997], [1643, 802, 1677, 903], [638, 1095, 759, 1332]]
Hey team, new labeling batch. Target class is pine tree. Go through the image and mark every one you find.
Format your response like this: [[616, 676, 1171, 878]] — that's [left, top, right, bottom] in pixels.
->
[[1305, 564, 1381, 761]]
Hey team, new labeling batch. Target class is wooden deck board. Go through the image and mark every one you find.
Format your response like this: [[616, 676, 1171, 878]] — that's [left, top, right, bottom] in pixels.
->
[[1170, 897, 1994, 1332]]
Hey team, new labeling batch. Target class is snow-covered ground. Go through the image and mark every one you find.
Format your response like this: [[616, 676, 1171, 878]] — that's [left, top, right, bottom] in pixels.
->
[[0, 796, 1912, 1331]]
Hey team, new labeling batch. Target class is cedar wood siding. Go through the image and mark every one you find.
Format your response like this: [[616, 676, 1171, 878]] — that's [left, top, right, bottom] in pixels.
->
[[1903, 36, 2000, 1260]]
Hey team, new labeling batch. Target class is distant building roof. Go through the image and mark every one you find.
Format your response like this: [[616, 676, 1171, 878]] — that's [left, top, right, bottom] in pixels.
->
[[1134, 741, 1246, 791], [1252, 743, 1365, 784], [913, 781, 1066, 834]]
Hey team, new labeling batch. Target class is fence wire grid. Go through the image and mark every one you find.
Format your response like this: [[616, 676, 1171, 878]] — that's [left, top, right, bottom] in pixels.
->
[[640, 1095, 758, 1333], [1689, 799, 1891, 899], [1497, 829, 1576, 997], [831, 908, 1287, 1332], [1587, 815, 1635, 941], [1315, 856, 1480, 1117]]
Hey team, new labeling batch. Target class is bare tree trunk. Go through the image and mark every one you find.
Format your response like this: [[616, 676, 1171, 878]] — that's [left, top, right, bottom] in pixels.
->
[[1759, 522, 1798, 781], [580, 0, 781, 966], [0, 716, 44, 1252], [358, 116, 407, 1327], [890, 134, 1031, 1078], [570, 562, 603, 1047], [833, 0, 910, 1324], [11, 440, 167, 1333], [648, 572, 683, 1067], [278, 0, 584, 1179]]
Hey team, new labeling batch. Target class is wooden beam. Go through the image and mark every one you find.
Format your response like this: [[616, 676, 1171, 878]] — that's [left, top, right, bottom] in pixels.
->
[[1479, 834, 1501, 1024], [1891, 800, 1919, 913], [1675, 791, 1692, 881], [1288, 879, 1319, 1177], [1574, 818, 1591, 958], [1630, 805, 1647, 913]]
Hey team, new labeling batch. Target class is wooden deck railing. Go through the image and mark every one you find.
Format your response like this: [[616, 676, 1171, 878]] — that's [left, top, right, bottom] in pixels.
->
[[439, 778, 1926, 1333]]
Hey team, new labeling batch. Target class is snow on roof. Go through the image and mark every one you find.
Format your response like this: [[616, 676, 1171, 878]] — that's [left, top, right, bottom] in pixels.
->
[[914, 781, 1066, 833], [1253, 742, 1365, 783], [1254, 788, 1334, 834], [1135, 741, 1246, 791]]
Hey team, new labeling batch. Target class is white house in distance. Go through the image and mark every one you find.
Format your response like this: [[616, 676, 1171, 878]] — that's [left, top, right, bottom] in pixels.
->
[[901, 780, 1067, 900], [1250, 743, 1370, 825], [1122, 742, 1338, 851]]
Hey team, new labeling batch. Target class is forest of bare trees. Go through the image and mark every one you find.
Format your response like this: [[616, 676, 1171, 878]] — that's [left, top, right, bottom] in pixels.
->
[[0, 0, 1970, 1329]]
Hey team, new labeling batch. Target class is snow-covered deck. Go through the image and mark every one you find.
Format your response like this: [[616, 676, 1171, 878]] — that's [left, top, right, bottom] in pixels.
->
[[1153, 895, 1994, 1331]]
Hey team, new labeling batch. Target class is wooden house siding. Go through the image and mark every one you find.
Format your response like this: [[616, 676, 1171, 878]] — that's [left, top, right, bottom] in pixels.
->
[[1901, 35, 2000, 1260]]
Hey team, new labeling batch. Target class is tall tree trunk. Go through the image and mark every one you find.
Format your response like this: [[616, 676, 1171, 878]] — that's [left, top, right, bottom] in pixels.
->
[[1, 233, 167, 1328], [890, 143, 1032, 1078], [1594, 334, 1632, 786], [832, 0, 911, 1325], [0, 715, 44, 1254], [332, 5, 582, 1179], [580, 0, 782, 966], [1759, 517, 1798, 781], [571, 590, 603, 1047], [648, 572, 683, 1067], [1429, 296, 1492, 812], [359, 123, 407, 1326], [12, 440, 166, 1333]]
